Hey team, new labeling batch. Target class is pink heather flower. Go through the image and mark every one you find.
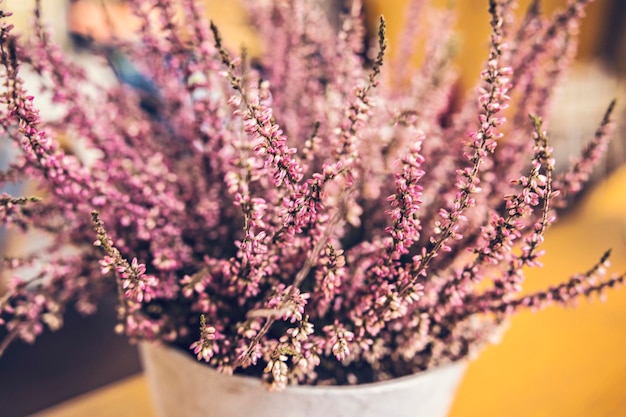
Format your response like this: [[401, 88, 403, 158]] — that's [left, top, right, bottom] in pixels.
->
[[0, 0, 621, 386], [323, 322, 355, 362], [190, 315, 222, 362], [267, 285, 310, 323]]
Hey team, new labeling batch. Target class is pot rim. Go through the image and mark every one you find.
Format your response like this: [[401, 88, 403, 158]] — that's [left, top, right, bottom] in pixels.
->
[[141, 341, 468, 395]]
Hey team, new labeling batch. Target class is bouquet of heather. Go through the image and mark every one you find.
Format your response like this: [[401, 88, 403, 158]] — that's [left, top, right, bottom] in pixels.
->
[[0, 0, 622, 394]]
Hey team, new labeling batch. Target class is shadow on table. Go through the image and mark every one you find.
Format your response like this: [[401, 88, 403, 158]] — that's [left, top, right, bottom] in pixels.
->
[[0, 296, 142, 417]]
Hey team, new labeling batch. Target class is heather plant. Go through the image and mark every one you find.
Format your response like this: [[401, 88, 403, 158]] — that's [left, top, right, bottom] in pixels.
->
[[0, 0, 622, 389]]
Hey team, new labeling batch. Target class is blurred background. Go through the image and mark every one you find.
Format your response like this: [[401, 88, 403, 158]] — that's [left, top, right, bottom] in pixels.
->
[[0, 0, 625, 416]]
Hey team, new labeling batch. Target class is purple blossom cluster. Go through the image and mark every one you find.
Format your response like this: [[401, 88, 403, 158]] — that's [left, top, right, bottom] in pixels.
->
[[0, 0, 623, 388]]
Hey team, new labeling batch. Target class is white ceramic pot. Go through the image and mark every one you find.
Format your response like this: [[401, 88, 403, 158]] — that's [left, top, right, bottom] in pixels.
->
[[139, 341, 467, 417]]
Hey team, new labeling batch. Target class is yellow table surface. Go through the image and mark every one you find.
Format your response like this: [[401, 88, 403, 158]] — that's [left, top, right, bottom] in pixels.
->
[[32, 166, 626, 416]]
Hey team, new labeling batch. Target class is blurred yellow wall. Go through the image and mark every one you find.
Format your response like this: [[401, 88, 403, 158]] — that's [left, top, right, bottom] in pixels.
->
[[365, 0, 609, 90]]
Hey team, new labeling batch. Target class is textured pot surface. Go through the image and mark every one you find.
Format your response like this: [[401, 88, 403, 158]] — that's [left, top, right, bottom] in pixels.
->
[[139, 341, 467, 417]]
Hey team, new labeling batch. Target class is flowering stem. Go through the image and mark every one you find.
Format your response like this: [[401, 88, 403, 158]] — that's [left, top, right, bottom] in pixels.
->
[[511, 0, 592, 86], [210, 21, 303, 190], [436, 114, 556, 314], [553, 99, 616, 206], [398, 0, 509, 300], [0, 328, 19, 357], [236, 203, 346, 368], [0, 196, 40, 206]]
